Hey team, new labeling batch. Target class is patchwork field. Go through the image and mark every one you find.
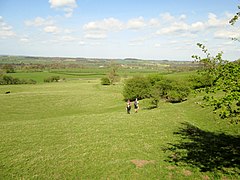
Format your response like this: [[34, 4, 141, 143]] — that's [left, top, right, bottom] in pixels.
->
[[0, 77, 239, 179]]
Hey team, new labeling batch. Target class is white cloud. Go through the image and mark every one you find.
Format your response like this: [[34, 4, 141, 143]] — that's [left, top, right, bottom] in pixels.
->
[[44, 26, 59, 33], [49, 0, 77, 17], [25, 17, 68, 34], [128, 41, 143, 46], [156, 21, 189, 35], [83, 18, 123, 32], [49, 0, 77, 8], [154, 43, 161, 47], [83, 18, 123, 39], [20, 37, 30, 43], [79, 41, 86, 45], [0, 16, 16, 38], [129, 37, 147, 46], [155, 12, 235, 37], [127, 17, 146, 30], [179, 14, 187, 20], [207, 13, 228, 28], [64, 28, 73, 34], [214, 29, 240, 39], [84, 33, 107, 39], [64, 7, 74, 18], [60, 35, 75, 41], [160, 12, 175, 22], [191, 21, 205, 32], [25, 17, 54, 27], [149, 18, 160, 27]]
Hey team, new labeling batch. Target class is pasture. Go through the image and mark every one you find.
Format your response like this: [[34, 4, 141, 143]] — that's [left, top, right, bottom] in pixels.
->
[[0, 72, 239, 179]]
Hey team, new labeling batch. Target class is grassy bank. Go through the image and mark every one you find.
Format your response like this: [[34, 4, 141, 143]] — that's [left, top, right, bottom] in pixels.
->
[[0, 79, 239, 179]]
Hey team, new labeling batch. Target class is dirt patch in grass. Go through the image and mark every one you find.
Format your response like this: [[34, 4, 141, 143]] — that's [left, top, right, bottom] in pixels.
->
[[130, 159, 155, 168], [182, 169, 192, 176], [202, 175, 210, 180], [168, 172, 174, 179], [167, 166, 176, 170]]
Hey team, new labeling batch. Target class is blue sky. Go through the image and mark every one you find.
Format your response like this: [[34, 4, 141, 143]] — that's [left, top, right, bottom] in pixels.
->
[[0, 0, 239, 60]]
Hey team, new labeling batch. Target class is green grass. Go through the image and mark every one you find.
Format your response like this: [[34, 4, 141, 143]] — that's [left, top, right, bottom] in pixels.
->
[[0, 79, 239, 179], [7, 72, 64, 83], [7, 71, 107, 83]]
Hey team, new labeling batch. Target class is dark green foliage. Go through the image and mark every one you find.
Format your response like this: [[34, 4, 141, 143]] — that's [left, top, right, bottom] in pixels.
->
[[123, 75, 191, 105], [3, 75, 20, 84], [101, 77, 111, 85], [148, 74, 164, 86], [123, 76, 151, 101], [147, 74, 165, 107], [0, 75, 36, 85], [44, 76, 60, 83], [167, 83, 190, 103], [189, 73, 214, 89], [152, 78, 190, 103]]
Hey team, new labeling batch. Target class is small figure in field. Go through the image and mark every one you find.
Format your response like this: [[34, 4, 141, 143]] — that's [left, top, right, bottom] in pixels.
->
[[134, 98, 139, 113], [126, 99, 131, 114]]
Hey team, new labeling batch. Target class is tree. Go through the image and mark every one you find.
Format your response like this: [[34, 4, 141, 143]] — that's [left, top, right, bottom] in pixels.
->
[[151, 78, 190, 105], [229, 5, 240, 42], [192, 6, 240, 123], [122, 76, 151, 101], [106, 61, 120, 85], [101, 77, 111, 85], [229, 5, 240, 25], [192, 44, 240, 123]]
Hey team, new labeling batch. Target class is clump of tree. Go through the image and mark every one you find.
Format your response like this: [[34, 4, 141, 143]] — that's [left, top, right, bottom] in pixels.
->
[[44, 76, 60, 83], [101, 62, 120, 85], [122, 74, 191, 107], [0, 75, 36, 85], [2, 64, 15, 73]]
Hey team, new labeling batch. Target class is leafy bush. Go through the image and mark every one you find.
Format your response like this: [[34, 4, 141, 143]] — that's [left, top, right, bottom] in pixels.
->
[[123, 76, 151, 101], [101, 77, 111, 85], [166, 81, 190, 103], [189, 73, 214, 89], [150, 78, 173, 107], [152, 78, 190, 103], [0, 75, 36, 85], [122, 74, 191, 106], [44, 76, 60, 83], [148, 74, 164, 86]]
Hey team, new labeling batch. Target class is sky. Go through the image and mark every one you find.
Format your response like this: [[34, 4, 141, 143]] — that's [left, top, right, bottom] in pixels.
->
[[0, 0, 239, 61]]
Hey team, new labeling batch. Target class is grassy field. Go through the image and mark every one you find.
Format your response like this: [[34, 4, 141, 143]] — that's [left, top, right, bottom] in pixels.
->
[[0, 75, 239, 179], [8, 68, 165, 84], [8, 71, 107, 83]]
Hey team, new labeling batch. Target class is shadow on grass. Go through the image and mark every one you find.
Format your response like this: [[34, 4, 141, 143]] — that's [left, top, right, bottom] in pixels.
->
[[164, 122, 240, 175]]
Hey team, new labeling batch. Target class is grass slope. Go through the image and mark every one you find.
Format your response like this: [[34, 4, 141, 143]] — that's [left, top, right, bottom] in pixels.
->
[[0, 80, 239, 179]]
